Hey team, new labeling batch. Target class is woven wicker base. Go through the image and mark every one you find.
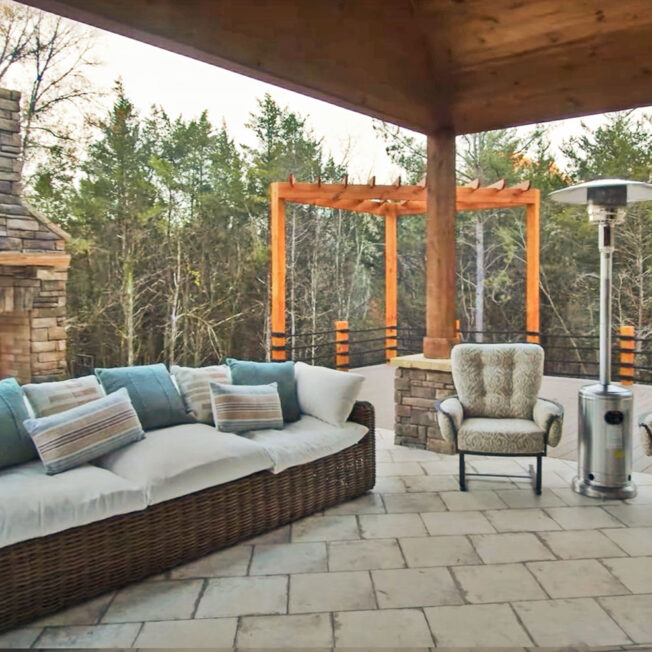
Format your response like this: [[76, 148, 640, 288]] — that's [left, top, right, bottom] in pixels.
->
[[0, 401, 375, 632]]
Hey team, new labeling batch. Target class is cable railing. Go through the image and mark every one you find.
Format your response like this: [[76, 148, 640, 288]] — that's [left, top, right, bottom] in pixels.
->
[[394, 325, 643, 385]]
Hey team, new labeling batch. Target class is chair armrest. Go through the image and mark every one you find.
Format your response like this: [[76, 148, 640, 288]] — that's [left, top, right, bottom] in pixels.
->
[[638, 412, 652, 457], [534, 397, 564, 447], [349, 401, 375, 433], [435, 396, 463, 443]]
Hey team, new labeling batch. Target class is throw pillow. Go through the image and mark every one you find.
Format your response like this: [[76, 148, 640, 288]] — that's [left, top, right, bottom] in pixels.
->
[[23, 387, 145, 475], [171, 364, 231, 424], [22, 375, 105, 417], [294, 361, 364, 427], [95, 363, 193, 430], [0, 377, 37, 469], [209, 381, 283, 434], [226, 359, 299, 422]]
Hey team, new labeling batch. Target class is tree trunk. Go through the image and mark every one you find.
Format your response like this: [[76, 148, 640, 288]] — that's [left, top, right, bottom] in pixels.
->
[[475, 215, 484, 342]]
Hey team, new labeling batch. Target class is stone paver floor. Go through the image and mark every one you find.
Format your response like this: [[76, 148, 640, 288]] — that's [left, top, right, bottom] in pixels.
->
[[2, 427, 652, 649]]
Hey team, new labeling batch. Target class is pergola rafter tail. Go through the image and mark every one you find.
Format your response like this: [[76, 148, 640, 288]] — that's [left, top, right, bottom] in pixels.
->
[[269, 178, 541, 363]]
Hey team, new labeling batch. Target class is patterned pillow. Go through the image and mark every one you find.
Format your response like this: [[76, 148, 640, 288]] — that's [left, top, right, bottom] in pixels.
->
[[171, 365, 231, 424], [23, 388, 145, 475], [209, 381, 283, 434], [22, 375, 105, 418], [226, 359, 299, 422]]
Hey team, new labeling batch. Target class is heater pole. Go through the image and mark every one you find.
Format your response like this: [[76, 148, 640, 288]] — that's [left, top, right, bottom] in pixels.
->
[[599, 223, 613, 387]]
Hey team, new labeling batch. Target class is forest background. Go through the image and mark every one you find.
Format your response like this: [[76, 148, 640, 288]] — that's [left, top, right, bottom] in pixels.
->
[[3, 1, 652, 373]]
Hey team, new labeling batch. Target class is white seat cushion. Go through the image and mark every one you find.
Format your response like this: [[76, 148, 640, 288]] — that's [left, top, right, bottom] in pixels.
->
[[242, 415, 368, 473], [0, 461, 147, 548], [458, 418, 546, 454], [96, 423, 274, 505]]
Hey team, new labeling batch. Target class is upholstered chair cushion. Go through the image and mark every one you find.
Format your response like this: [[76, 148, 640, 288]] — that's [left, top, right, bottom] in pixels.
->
[[457, 418, 546, 454], [533, 398, 564, 447], [436, 396, 464, 443], [639, 413, 652, 456], [451, 343, 543, 419]]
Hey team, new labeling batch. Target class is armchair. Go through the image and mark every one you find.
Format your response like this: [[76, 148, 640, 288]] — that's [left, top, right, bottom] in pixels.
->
[[638, 412, 652, 457], [436, 343, 563, 494]]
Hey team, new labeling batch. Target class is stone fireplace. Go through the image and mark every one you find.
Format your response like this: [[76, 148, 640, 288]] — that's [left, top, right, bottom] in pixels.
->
[[0, 88, 70, 383]]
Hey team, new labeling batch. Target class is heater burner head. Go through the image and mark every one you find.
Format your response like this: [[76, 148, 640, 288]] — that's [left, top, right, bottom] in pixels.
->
[[549, 178, 652, 207]]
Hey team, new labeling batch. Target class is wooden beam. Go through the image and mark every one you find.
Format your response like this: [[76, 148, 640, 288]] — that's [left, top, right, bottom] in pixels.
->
[[423, 128, 458, 359], [0, 252, 70, 267], [465, 178, 480, 189], [269, 183, 287, 361], [525, 192, 540, 344], [385, 205, 398, 361]]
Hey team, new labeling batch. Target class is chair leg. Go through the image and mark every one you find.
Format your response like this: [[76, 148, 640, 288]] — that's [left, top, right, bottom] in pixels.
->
[[536, 455, 542, 495], [459, 453, 466, 491]]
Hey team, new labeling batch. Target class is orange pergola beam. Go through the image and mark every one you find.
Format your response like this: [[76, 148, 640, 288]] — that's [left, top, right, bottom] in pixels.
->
[[270, 183, 286, 360], [526, 191, 541, 343], [269, 179, 541, 359], [385, 205, 398, 359]]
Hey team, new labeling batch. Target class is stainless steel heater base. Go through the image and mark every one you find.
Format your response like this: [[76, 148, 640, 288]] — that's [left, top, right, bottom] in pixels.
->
[[574, 383, 637, 500], [572, 475, 636, 500]]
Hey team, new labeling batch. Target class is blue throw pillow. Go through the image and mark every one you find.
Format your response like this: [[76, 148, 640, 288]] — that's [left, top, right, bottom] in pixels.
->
[[0, 377, 37, 469], [226, 359, 299, 422], [95, 363, 193, 431]]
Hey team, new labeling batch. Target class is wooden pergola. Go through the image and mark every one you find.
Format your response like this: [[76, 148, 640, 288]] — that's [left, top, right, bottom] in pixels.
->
[[270, 177, 540, 361]]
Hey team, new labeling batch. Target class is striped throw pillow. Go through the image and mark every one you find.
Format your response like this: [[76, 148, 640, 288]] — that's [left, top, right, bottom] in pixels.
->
[[171, 365, 231, 424], [22, 375, 105, 418], [23, 388, 145, 475], [209, 381, 283, 434]]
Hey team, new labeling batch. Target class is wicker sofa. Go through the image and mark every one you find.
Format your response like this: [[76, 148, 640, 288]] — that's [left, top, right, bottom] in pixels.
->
[[0, 401, 375, 632]]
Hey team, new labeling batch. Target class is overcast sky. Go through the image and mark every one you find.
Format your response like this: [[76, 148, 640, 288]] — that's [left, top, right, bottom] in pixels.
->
[[24, 9, 652, 181]]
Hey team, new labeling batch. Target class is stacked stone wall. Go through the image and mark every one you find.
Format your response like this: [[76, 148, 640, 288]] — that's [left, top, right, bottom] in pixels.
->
[[394, 366, 456, 453]]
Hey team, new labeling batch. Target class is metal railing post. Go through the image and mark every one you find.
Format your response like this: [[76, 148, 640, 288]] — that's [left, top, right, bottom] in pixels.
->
[[270, 330, 287, 361], [619, 324, 635, 386], [335, 320, 350, 371]]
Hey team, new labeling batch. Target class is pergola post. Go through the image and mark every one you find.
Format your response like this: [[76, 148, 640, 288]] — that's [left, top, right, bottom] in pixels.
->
[[385, 205, 398, 360], [423, 128, 458, 359], [270, 183, 287, 361], [526, 192, 540, 344]]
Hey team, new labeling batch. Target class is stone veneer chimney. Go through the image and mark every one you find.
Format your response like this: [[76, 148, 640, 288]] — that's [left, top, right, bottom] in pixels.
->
[[0, 88, 70, 382]]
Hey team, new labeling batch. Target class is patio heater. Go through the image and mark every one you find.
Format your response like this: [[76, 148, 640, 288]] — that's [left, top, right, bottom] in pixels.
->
[[550, 179, 652, 499]]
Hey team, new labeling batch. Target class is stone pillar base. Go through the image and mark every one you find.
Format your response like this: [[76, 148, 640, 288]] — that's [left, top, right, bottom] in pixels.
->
[[391, 354, 456, 454]]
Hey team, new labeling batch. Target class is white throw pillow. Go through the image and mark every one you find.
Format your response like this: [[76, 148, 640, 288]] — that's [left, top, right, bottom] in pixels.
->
[[294, 361, 364, 427]]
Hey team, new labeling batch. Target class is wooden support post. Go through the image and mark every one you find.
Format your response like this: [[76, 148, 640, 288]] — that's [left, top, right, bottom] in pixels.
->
[[423, 128, 458, 358], [455, 319, 461, 341], [619, 324, 635, 386], [526, 193, 541, 344], [385, 205, 398, 361], [335, 320, 349, 371], [270, 183, 287, 361]]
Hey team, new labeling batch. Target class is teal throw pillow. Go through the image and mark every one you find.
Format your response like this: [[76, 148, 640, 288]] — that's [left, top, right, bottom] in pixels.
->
[[226, 359, 299, 422], [95, 363, 193, 431], [0, 377, 37, 469]]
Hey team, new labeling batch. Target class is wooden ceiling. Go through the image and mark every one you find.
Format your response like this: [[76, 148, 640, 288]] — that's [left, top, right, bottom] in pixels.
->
[[19, 0, 652, 134]]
